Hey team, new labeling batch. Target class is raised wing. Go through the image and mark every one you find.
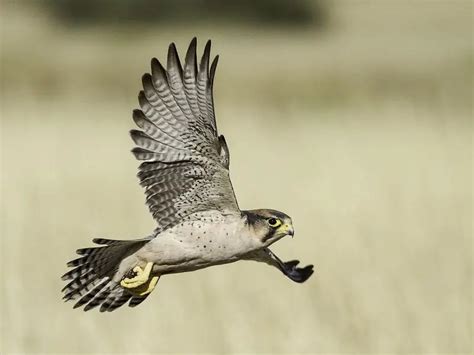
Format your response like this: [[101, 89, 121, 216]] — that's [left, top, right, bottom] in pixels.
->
[[131, 38, 239, 231]]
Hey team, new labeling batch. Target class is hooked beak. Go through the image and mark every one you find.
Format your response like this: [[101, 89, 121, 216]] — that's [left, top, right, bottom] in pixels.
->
[[282, 224, 294, 238]]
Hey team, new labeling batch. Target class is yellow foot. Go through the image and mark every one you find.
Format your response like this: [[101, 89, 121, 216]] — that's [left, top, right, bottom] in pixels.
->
[[132, 275, 159, 296], [120, 262, 154, 289]]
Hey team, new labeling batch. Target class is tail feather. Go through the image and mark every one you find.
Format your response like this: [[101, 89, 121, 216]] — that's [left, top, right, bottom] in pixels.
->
[[100, 287, 132, 312], [92, 237, 130, 246], [62, 264, 93, 281], [83, 283, 113, 312], [129, 294, 150, 308], [73, 278, 109, 309], [108, 293, 134, 312], [62, 238, 151, 312], [62, 270, 97, 297]]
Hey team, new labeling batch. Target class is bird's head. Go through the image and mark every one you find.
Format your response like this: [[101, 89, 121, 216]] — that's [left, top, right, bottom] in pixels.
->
[[242, 209, 294, 247]]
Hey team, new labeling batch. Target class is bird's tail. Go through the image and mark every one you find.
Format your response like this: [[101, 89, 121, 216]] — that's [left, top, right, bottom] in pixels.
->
[[62, 237, 152, 312]]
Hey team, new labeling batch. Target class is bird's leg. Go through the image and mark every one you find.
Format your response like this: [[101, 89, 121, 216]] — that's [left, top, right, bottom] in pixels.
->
[[120, 261, 154, 289], [276, 258, 314, 283], [245, 248, 314, 283], [269, 250, 314, 283]]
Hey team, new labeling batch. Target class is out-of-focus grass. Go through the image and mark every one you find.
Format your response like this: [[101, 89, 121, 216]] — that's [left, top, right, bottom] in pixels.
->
[[1, 1, 472, 353]]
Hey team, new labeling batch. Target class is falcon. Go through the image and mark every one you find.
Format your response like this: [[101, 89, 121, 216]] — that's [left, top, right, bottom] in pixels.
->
[[62, 38, 314, 312]]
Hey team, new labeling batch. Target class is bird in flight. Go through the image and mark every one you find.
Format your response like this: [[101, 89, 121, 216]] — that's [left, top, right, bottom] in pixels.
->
[[62, 38, 314, 312]]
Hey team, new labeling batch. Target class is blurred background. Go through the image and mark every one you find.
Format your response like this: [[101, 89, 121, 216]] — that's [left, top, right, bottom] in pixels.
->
[[0, 0, 472, 353]]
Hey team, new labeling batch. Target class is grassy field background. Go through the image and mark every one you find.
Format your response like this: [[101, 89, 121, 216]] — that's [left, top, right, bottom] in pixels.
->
[[1, 1, 472, 353]]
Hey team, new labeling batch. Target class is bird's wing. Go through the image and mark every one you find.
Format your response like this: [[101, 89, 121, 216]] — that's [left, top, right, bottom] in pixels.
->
[[131, 38, 239, 231]]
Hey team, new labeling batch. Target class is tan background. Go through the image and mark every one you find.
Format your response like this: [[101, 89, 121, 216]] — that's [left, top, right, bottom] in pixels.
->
[[1, 0, 472, 353]]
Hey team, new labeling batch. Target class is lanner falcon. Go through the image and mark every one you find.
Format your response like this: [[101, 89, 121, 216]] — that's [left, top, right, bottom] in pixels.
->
[[62, 38, 314, 312]]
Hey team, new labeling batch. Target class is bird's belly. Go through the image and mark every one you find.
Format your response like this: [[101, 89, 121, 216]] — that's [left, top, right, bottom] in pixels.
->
[[137, 224, 257, 274]]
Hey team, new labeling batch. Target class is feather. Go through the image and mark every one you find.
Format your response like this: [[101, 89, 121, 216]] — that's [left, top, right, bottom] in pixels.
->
[[73, 278, 109, 309], [199, 40, 211, 77], [167, 42, 184, 85], [63, 239, 149, 311], [183, 37, 200, 120], [106, 292, 133, 312], [129, 294, 150, 308], [130, 129, 176, 154], [209, 55, 219, 90], [131, 38, 239, 230], [100, 286, 131, 312]]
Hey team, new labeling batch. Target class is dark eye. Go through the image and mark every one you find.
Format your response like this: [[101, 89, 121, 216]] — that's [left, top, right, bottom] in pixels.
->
[[268, 218, 280, 227]]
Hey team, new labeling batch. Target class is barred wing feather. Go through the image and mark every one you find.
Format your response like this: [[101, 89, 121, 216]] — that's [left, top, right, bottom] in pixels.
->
[[131, 38, 239, 230]]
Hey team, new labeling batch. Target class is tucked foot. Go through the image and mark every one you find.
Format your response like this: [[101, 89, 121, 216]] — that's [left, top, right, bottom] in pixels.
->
[[281, 260, 314, 283], [120, 262, 154, 289], [128, 275, 160, 296], [265, 249, 314, 283]]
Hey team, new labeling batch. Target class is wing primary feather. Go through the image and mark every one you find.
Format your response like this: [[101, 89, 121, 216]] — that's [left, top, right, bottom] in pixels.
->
[[184, 37, 198, 79], [128, 38, 240, 229], [135, 97, 186, 144], [196, 40, 212, 133], [130, 129, 184, 153], [132, 108, 161, 136], [167, 41, 196, 122], [200, 40, 212, 78], [130, 130, 157, 151], [209, 55, 219, 90], [167, 42, 183, 80], [150, 58, 189, 123], [151, 57, 169, 88], [183, 37, 200, 119], [131, 147, 160, 161]]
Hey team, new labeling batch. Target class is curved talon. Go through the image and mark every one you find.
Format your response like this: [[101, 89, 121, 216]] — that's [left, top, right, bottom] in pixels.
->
[[120, 262, 154, 289], [266, 249, 315, 284], [131, 275, 160, 296], [283, 261, 314, 283], [283, 260, 300, 269]]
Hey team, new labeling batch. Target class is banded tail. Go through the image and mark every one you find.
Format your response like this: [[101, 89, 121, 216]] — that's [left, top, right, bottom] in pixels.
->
[[62, 238, 152, 312]]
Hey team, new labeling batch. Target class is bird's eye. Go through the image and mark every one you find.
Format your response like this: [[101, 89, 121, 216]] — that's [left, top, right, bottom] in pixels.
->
[[267, 218, 281, 227]]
